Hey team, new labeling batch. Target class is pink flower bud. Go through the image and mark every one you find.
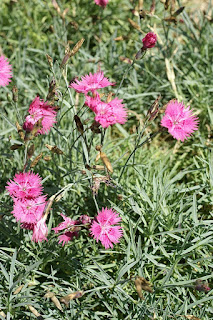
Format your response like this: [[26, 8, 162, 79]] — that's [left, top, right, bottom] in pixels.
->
[[142, 32, 157, 50], [23, 116, 35, 132], [94, 0, 108, 7], [194, 280, 211, 293]]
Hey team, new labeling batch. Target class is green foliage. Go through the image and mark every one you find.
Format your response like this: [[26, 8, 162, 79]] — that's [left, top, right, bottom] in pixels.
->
[[0, 0, 212, 319]]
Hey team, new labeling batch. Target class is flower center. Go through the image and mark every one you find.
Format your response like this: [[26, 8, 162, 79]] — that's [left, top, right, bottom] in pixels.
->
[[173, 120, 180, 125]]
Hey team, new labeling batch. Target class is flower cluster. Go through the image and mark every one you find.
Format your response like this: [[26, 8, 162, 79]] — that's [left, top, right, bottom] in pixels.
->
[[23, 96, 57, 135], [6, 173, 123, 248], [6, 172, 48, 242], [70, 71, 127, 128], [161, 100, 199, 141], [0, 55, 12, 87]]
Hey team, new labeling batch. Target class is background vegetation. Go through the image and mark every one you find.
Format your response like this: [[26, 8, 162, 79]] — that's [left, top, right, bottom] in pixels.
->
[[0, 0, 212, 319]]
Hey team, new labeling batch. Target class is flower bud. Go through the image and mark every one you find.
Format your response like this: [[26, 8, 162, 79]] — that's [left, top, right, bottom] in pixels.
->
[[142, 32, 157, 50], [12, 86, 18, 102]]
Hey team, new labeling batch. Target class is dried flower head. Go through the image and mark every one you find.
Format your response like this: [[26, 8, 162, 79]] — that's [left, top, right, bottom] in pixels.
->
[[161, 100, 199, 141], [0, 55, 12, 87], [90, 207, 123, 249]]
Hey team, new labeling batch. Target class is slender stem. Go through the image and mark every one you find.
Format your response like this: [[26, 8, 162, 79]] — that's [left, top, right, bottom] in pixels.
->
[[115, 51, 146, 96], [88, 132, 95, 155], [101, 128, 106, 146], [132, 118, 149, 165], [115, 58, 136, 96], [93, 195, 100, 213], [23, 141, 29, 171], [118, 131, 160, 183], [63, 72, 75, 108]]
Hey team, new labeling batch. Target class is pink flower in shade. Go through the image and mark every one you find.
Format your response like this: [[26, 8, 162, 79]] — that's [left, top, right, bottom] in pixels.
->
[[94, 0, 108, 7], [23, 96, 57, 135], [32, 216, 48, 243], [6, 171, 43, 199], [90, 207, 123, 249], [78, 215, 92, 227], [161, 100, 199, 142], [52, 214, 79, 246], [58, 232, 79, 246], [21, 222, 34, 230], [69, 71, 115, 94], [0, 55, 12, 87], [12, 196, 46, 224], [52, 214, 76, 233], [142, 32, 157, 50], [95, 98, 127, 128]]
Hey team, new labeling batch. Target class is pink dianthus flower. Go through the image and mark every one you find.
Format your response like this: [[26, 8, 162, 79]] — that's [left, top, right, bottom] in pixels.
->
[[32, 216, 48, 243], [142, 32, 157, 50], [94, 0, 108, 7], [0, 55, 12, 87], [69, 71, 115, 94], [85, 93, 101, 112], [161, 100, 199, 141], [90, 207, 123, 249], [52, 214, 79, 246], [95, 98, 127, 128], [6, 171, 43, 199], [12, 196, 46, 224], [23, 96, 57, 135]]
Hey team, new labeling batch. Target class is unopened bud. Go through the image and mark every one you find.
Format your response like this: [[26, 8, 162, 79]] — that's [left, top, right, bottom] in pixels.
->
[[195, 280, 211, 293], [46, 54, 53, 68], [27, 144, 35, 159], [16, 122, 25, 140], [90, 121, 101, 134], [12, 86, 18, 102], [95, 145, 102, 151], [30, 153, 43, 168], [147, 95, 161, 121], [70, 38, 85, 57], [7, 93, 12, 102], [135, 48, 144, 60], [74, 115, 84, 134]]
